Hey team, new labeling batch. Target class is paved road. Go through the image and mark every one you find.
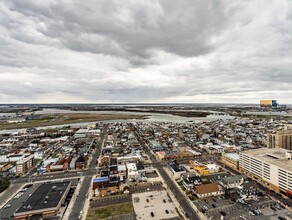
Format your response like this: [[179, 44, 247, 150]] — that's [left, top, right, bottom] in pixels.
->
[[69, 176, 92, 219], [130, 123, 200, 220], [69, 124, 108, 219], [0, 183, 24, 209], [0, 183, 40, 220]]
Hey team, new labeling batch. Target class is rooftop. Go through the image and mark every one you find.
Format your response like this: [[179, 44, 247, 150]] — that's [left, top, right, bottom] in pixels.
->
[[15, 181, 71, 215], [240, 148, 292, 173], [132, 190, 180, 220], [221, 175, 246, 184], [223, 153, 240, 161], [194, 183, 220, 194], [93, 177, 108, 183]]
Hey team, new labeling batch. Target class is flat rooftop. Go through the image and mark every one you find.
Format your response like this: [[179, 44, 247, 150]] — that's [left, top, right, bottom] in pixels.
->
[[240, 148, 292, 173], [15, 181, 71, 214], [223, 153, 240, 161], [132, 190, 180, 220]]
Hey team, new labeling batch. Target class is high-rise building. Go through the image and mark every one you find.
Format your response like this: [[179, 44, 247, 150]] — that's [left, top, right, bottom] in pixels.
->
[[267, 130, 292, 150], [260, 100, 278, 108], [239, 148, 292, 195]]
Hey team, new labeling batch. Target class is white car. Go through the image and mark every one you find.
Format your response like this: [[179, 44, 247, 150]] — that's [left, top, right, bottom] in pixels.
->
[[4, 204, 11, 208]]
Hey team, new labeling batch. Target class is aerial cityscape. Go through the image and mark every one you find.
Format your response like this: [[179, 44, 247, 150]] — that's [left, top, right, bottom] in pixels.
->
[[0, 1, 292, 220]]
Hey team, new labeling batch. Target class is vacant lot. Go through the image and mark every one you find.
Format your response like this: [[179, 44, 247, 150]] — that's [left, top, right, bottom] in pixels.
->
[[0, 113, 147, 130], [86, 202, 134, 220]]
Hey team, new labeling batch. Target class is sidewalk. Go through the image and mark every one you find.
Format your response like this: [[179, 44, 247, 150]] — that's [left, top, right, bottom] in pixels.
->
[[82, 176, 94, 220], [163, 167, 207, 220], [0, 183, 24, 209], [63, 177, 85, 220]]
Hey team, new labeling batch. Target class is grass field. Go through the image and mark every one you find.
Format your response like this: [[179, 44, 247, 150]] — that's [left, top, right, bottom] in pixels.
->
[[0, 113, 147, 130], [86, 202, 134, 220]]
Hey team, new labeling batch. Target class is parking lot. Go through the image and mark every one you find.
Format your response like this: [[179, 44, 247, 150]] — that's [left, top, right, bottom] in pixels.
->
[[0, 183, 41, 220], [194, 196, 292, 220], [90, 182, 164, 209], [194, 196, 264, 220], [0, 178, 79, 220]]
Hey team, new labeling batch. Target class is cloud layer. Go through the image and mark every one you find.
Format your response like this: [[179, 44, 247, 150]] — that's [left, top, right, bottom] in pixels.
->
[[0, 0, 292, 103]]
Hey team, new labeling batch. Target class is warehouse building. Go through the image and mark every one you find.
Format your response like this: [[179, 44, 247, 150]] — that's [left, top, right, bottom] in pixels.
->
[[14, 181, 71, 219], [239, 148, 292, 195]]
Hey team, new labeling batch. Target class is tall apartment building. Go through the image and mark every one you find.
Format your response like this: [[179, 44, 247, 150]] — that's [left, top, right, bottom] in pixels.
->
[[16, 155, 34, 175], [267, 130, 292, 150], [239, 148, 292, 195]]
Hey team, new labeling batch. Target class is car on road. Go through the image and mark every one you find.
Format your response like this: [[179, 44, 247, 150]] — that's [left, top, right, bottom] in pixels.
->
[[4, 204, 11, 208]]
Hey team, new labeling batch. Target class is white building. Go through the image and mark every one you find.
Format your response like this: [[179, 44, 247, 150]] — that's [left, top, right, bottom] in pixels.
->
[[126, 163, 139, 181], [206, 164, 220, 173], [219, 175, 246, 189], [239, 148, 292, 194], [0, 154, 26, 163], [34, 151, 44, 159]]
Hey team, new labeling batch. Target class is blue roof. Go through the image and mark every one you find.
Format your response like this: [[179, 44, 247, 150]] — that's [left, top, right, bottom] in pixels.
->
[[93, 177, 108, 183]]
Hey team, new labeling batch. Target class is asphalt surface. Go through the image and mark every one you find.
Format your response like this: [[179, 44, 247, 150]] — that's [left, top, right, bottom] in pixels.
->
[[69, 176, 92, 219], [69, 124, 108, 219], [0, 183, 23, 209], [130, 123, 200, 220], [0, 183, 41, 220]]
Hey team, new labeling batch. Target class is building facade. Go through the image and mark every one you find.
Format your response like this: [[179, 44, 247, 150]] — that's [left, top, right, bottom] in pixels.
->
[[260, 100, 278, 108], [239, 148, 292, 195], [267, 130, 292, 150], [222, 153, 240, 170], [16, 155, 34, 175]]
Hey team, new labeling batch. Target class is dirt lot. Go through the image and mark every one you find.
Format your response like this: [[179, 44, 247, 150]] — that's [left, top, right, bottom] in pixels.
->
[[86, 202, 134, 220]]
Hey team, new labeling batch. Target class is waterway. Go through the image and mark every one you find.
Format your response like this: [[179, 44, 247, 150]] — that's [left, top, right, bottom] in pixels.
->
[[0, 109, 234, 134]]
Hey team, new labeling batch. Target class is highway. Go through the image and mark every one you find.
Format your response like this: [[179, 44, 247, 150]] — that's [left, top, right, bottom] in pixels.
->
[[129, 123, 200, 220], [69, 123, 108, 219]]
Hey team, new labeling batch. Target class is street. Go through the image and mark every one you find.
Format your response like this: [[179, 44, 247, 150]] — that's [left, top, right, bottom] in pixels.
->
[[130, 123, 200, 220], [69, 123, 108, 219]]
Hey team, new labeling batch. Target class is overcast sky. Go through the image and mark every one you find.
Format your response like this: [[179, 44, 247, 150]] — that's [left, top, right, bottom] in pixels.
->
[[0, 0, 291, 103]]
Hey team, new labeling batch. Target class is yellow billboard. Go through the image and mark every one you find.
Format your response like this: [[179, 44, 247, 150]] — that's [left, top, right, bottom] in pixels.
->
[[260, 100, 277, 107]]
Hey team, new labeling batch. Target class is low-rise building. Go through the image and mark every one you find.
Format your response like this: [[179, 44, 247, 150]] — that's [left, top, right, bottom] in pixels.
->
[[167, 161, 186, 179], [16, 154, 34, 175], [14, 181, 71, 219], [220, 175, 246, 189], [222, 153, 240, 170], [189, 160, 209, 176], [193, 182, 224, 199], [181, 172, 202, 190], [127, 163, 139, 181], [93, 177, 109, 190]]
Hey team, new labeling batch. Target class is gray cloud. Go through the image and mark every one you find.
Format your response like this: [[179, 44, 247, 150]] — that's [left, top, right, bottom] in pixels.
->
[[0, 0, 292, 103]]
